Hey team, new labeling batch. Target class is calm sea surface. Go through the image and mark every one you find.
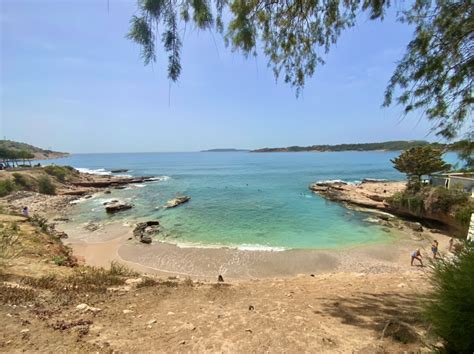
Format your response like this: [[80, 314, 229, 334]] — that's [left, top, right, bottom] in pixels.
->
[[45, 151, 458, 250]]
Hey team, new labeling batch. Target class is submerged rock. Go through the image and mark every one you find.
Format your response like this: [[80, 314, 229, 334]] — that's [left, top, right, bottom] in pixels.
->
[[105, 202, 133, 214], [165, 196, 191, 209], [133, 221, 160, 244], [111, 169, 129, 173]]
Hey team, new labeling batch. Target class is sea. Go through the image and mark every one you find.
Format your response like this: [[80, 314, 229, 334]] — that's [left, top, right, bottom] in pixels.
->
[[44, 151, 459, 251]]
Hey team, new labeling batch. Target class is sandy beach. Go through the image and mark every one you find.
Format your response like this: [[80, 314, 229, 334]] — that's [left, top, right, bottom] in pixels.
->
[[59, 217, 452, 281]]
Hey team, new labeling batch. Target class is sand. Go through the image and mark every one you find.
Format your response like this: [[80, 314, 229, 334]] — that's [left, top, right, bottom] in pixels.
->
[[60, 219, 452, 281]]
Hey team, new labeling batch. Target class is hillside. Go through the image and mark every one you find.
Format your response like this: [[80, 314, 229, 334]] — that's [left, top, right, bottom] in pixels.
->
[[0, 140, 69, 160], [252, 140, 435, 153]]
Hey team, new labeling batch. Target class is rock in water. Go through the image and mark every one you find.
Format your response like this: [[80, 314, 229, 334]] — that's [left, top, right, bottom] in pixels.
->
[[165, 196, 191, 209], [133, 221, 160, 244], [105, 202, 133, 214]]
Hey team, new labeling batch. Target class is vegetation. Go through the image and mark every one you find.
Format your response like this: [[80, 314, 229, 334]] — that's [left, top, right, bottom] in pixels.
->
[[423, 245, 474, 353], [0, 140, 67, 160], [0, 147, 34, 168], [391, 146, 450, 184], [43, 165, 75, 182], [0, 180, 15, 197], [0, 222, 21, 261], [12, 173, 35, 191], [387, 186, 472, 226], [38, 176, 56, 195], [129, 0, 472, 140]]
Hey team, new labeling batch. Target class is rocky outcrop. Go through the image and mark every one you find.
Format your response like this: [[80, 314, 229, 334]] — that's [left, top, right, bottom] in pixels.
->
[[111, 169, 129, 173], [105, 201, 133, 214], [309, 181, 404, 211], [133, 221, 160, 244], [72, 176, 157, 188], [165, 196, 191, 209]]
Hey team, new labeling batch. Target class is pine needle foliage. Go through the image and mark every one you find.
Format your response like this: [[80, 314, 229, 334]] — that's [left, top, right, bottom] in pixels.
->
[[391, 145, 451, 183], [128, 0, 472, 139], [423, 245, 474, 353]]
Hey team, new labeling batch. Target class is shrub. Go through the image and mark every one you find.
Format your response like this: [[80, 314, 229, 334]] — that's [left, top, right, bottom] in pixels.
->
[[38, 176, 56, 195], [423, 245, 474, 353], [44, 165, 67, 182], [52, 256, 67, 266], [12, 173, 35, 190], [425, 187, 470, 213], [0, 179, 15, 197], [455, 205, 473, 228]]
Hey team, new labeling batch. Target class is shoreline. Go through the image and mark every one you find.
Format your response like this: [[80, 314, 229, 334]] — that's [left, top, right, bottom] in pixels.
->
[[58, 216, 452, 280], [2, 168, 456, 280]]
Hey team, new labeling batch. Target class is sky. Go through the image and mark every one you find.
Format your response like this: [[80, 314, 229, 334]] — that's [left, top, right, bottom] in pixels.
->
[[0, 0, 449, 153]]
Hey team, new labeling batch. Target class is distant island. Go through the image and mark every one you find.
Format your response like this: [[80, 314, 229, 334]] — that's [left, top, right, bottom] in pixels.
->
[[0, 140, 69, 160], [201, 148, 249, 152], [252, 140, 453, 153]]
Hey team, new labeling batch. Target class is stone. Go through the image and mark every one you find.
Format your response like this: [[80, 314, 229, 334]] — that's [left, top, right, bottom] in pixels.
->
[[84, 222, 101, 232], [164, 196, 191, 209], [123, 309, 133, 314], [217, 275, 224, 282], [105, 202, 133, 214], [147, 319, 157, 325], [76, 303, 101, 313], [405, 221, 423, 232], [111, 169, 129, 173], [104, 190, 112, 194], [133, 221, 160, 244]]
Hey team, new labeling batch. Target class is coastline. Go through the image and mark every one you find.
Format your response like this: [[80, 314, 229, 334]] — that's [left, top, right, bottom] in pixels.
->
[[58, 214, 452, 280], [2, 168, 455, 280]]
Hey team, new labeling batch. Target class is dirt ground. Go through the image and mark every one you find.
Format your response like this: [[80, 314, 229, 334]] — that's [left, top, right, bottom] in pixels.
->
[[0, 214, 436, 353]]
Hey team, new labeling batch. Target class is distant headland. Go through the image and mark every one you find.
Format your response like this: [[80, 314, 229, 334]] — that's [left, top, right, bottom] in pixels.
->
[[201, 148, 250, 152], [0, 140, 69, 160], [252, 140, 457, 153]]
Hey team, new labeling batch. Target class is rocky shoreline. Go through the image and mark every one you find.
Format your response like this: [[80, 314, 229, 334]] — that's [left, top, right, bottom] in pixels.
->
[[309, 179, 454, 235]]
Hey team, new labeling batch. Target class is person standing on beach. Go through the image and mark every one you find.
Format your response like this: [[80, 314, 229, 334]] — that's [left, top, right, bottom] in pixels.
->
[[448, 238, 454, 253], [431, 240, 439, 259], [411, 249, 423, 266]]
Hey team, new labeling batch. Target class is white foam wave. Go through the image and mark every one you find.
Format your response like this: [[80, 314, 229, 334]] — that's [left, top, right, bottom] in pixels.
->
[[76, 167, 111, 176], [237, 244, 287, 252], [148, 176, 171, 182]]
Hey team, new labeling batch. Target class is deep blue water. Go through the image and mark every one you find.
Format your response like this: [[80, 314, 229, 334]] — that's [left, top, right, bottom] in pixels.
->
[[45, 151, 457, 250]]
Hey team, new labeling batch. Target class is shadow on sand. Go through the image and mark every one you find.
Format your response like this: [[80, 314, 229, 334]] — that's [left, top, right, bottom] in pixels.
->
[[317, 291, 427, 344]]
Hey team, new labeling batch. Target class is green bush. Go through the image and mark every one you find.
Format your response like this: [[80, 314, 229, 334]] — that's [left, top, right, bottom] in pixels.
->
[[0, 180, 15, 197], [423, 245, 474, 353], [426, 187, 469, 213], [43, 165, 68, 182], [455, 205, 473, 227], [38, 176, 56, 195], [12, 173, 35, 191]]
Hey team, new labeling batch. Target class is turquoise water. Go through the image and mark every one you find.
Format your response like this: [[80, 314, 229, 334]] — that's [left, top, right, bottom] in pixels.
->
[[45, 151, 457, 250]]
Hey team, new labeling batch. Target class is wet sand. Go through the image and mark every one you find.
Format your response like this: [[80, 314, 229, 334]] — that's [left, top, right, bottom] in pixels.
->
[[60, 221, 451, 280]]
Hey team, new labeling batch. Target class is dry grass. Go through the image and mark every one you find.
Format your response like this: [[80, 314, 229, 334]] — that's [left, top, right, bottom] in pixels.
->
[[0, 285, 36, 305]]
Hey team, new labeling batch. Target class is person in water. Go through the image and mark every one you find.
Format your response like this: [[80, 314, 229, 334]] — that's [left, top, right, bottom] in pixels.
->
[[411, 249, 423, 266], [431, 240, 440, 259]]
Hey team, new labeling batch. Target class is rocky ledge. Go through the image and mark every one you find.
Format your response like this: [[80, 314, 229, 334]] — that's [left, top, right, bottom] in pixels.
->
[[104, 201, 134, 214], [165, 196, 191, 209], [309, 180, 406, 211], [71, 176, 157, 189]]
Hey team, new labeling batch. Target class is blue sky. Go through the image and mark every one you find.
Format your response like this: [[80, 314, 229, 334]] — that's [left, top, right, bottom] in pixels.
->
[[0, 0, 446, 153]]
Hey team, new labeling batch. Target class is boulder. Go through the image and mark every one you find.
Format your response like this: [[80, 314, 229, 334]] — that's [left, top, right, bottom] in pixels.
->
[[165, 196, 191, 209], [133, 221, 160, 244], [105, 202, 133, 214], [405, 221, 424, 232]]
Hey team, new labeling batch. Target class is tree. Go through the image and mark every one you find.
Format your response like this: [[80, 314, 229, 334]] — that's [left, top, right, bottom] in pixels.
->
[[128, 0, 473, 139], [423, 245, 474, 353], [391, 145, 451, 183]]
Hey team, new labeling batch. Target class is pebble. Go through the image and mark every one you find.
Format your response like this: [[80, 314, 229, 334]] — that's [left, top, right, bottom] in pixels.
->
[[147, 319, 157, 325], [123, 309, 133, 314]]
